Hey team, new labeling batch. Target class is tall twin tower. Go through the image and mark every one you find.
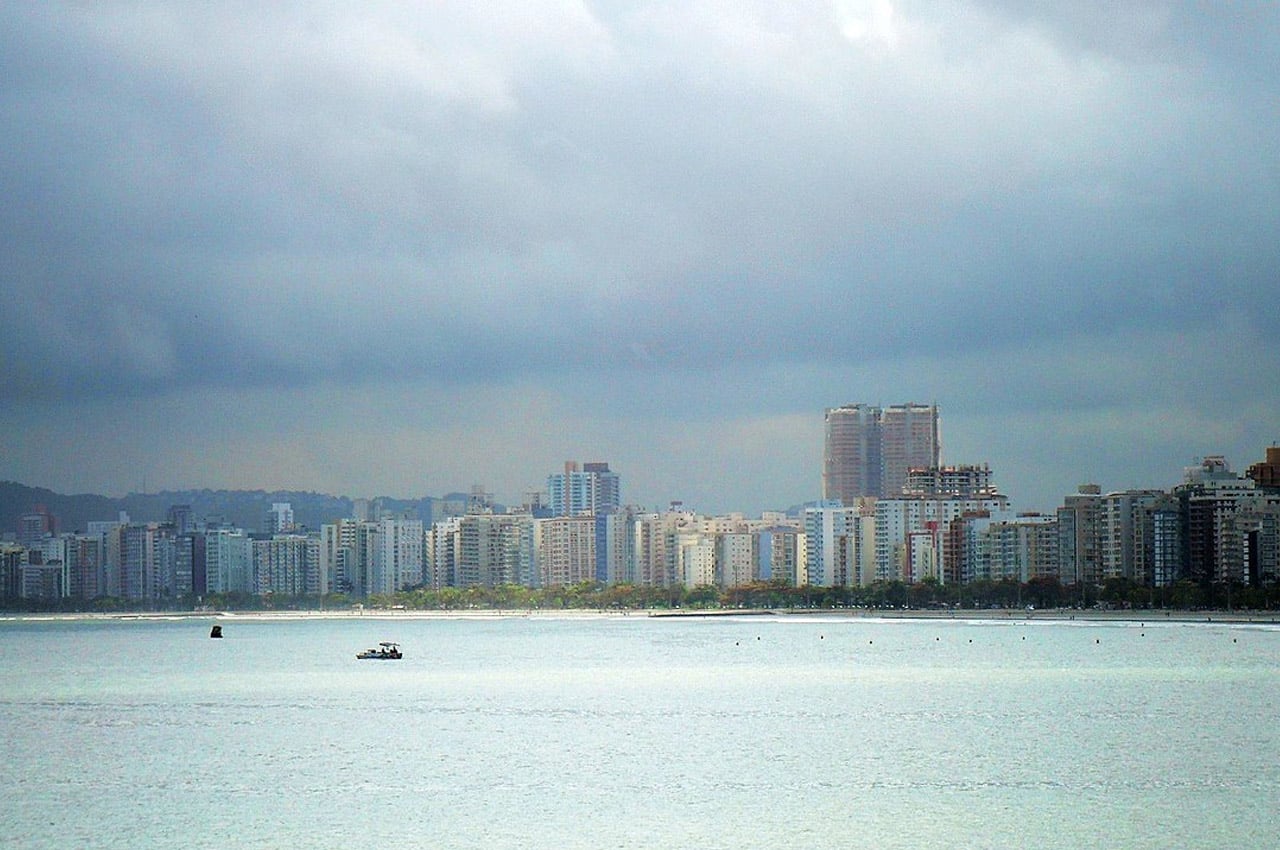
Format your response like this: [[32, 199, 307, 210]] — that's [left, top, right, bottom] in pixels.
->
[[823, 403, 940, 504]]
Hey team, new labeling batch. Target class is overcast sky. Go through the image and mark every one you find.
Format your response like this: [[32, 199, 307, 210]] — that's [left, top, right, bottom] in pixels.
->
[[2, 1, 1277, 515]]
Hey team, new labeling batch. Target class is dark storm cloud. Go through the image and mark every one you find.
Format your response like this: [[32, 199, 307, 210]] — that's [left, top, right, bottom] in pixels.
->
[[5, 1, 1276, 405]]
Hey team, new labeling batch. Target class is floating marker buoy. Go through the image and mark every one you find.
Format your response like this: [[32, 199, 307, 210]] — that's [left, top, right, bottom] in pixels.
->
[[210, 625, 223, 639]]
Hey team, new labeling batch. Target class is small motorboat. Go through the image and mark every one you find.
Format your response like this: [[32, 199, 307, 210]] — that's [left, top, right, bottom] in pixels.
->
[[357, 641, 402, 660]]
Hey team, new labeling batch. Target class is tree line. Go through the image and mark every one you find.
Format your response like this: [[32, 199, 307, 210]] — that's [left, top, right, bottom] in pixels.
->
[[6, 576, 1280, 613]]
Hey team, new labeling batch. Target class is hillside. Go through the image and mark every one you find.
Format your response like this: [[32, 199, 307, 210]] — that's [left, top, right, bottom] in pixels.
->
[[1, 481, 439, 535]]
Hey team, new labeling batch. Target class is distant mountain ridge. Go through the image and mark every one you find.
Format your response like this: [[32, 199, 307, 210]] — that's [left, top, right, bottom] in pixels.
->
[[0, 481, 441, 536]]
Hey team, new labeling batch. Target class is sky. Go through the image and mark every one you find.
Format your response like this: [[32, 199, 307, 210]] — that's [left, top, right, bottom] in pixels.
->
[[2, 1, 1278, 516]]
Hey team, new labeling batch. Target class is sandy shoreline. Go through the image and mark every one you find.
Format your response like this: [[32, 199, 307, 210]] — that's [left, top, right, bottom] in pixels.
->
[[3, 607, 1278, 625]]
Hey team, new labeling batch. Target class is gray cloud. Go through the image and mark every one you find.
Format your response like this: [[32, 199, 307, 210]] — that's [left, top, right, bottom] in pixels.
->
[[2, 2, 1277, 511]]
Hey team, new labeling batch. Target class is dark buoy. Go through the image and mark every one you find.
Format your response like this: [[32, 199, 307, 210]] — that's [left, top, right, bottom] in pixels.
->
[[210, 624, 223, 639]]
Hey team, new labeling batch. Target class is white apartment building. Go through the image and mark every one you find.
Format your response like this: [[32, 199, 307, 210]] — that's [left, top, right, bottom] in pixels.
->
[[677, 530, 716, 588], [717, 532, 758, 588], [426, 516, 462, 589], [370, 517, 424, 596], [804, 503, 875, 587], [633, 510, 697, 587], [320, 519, 362, 595]]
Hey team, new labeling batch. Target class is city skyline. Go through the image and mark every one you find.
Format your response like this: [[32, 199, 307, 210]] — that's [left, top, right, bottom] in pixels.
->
[[2, 4, 1278, 517], [8, 443, 1278, 606]]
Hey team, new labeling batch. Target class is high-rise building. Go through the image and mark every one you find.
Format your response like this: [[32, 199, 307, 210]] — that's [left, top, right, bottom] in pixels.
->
[[804, 502, 876, 587], [979, 514, 1059, 583], [823, 404, 881, 504], [880, 404, 941, 499], [21, 561, 62, 601], [254, 534, 321, 596], [1247, 446, 1280, 490], [205, 528, 253, 594], [945, 511, 1000, 584], [823, 403, 940, 501], [1057, 484, 1103, 586], [167, 504, 195, 535], [716, 532, 759, 589], [582, 463, 620, 514], [65, 534, 103, 600], [1, 544, 25, 601], [87, 517, 127, 598], [674, 529, 716, 588], [426, 516, 462, 589], [1178, 457, 1264, 585], [120, 523, 157, 601], [547, 461, 621, 516], [762, 523, 805, 586], [456, 514, 534, 588], [320, 519, 359, 595], [875, 491, 1009, 584], [599, 508, 638, 584], [172, 533, 196, 598], [1149, 497, 1183, 588], [17, 505, 56, 548], [1100, 490, 1166, 583], [264, 503, 295, 535], [371, 516, 423, 595], [633, 509, 696, 587], [537, 515, 597, 587]]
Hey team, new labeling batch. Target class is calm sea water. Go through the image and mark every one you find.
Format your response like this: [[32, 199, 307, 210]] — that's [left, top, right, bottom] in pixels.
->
[[1, 613, 1277, 849]]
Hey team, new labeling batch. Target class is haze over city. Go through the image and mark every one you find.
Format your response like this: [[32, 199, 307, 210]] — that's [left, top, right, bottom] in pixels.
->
[[2, 3, 1277, 515]]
